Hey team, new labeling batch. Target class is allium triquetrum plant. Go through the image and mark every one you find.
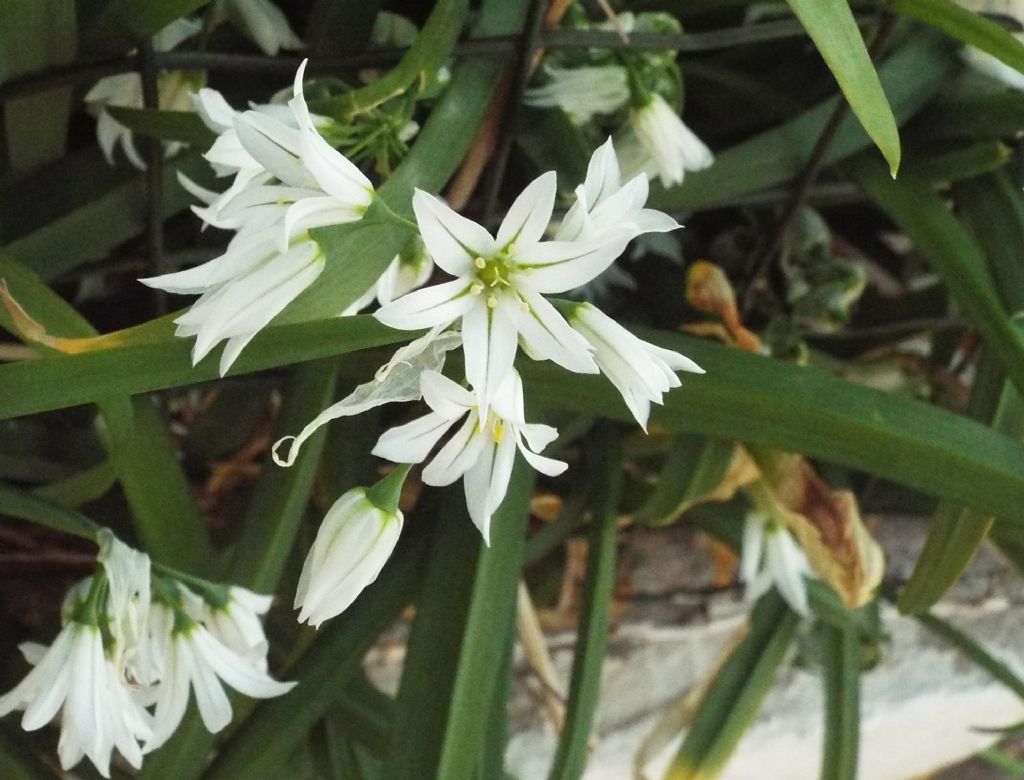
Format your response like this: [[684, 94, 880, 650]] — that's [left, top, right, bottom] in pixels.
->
[[4, 1, 1024, 778]]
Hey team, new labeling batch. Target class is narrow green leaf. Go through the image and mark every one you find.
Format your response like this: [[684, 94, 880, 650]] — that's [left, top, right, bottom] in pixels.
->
[[785, 0, 901, 173], [0, 483, 99, 540], [9, 153, 209, 280], [436, 461, 536, 779], [652, 35, 952, 211], [634, 434, 735, 527], [0, 0, 76, 171], [226, 360, 338, 591], [887, 0, 1024, 77], [916, 611, 1024, 700], [663, 591, 799, 780], [8, 322, 1024, 526], [32, 459, 116, 507], [850, 158, 1024, 399], [903, 140, 1010, 183], [381, 489, 481, 780], [548, 425, 624, 780], [897, 348, 1004, 614], [105, 107, 216, 148], [819, 623, 860, 780], [311, 0, 468, 120]]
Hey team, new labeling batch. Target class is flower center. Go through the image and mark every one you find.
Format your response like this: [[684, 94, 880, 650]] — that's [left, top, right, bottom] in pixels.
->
[[471, 246, 516, 293]]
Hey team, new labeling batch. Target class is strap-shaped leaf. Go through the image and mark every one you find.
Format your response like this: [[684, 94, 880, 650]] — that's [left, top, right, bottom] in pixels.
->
[[887, 0, 1024, 77], [819, 623, 861, 780], [784, 0, 901, 173], [548, 425, 623, 780], [663, 591, 799, 779]]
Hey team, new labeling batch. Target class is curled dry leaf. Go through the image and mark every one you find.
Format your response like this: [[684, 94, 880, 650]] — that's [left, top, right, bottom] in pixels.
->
[[747, 448, 884, 608]]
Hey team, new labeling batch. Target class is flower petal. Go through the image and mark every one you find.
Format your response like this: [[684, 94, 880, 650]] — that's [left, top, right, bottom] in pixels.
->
[[496, 171, 556, 250], [412, 189, 494, 276]]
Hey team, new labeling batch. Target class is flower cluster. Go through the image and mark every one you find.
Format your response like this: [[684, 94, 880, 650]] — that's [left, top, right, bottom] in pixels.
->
[[141, 61, 383, 374], [0, 532, 293, 777], [132, 61, 702, 626], [275, 136, 703, 625], [524, 10, 714, 187]]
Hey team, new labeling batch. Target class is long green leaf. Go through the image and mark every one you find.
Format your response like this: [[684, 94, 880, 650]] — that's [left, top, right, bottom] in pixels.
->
[[916, 611, 1024, 701], [897, 349, 1002, 614], [851, 158, 1024, 399], [887, 0, 1024, 77], [651, 36, 952, 211], [105, 107, 216, 148], [784, 0, 901, 173], [819, 623, 860, 780], [634, 434, 735, 527], [380, 490, 481, 780], [227, 360, 338, 592], [663, 591, 799, 779], [548, 425, 624, 780], [435, 461, 536, 779], [7, 322, 1024, 525]]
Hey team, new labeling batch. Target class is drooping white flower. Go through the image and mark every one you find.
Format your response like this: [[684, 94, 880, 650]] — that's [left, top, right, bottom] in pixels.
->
[[195, 587, 274, 669], [524, 64, 630, 125], [568, 302, 702, 429], [84, 19, 202, 170], [145, 603, 295, 751], [141, 60, 375, 374], [0, 621, 153, 778], [620, 93, 713, 187], [556, 137, 680, 244], [294, 467, 408, 628], [342, 242, 435, 315], [375, 174, 633, 410], [740, 512, 811, 616], [97, 529, 151, 673], [219, 0, 304, 55], [372, 370, 566, 543]]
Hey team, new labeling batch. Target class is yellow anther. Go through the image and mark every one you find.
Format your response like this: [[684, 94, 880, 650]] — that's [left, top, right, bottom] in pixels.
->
[[487, 295, 498, 309], [470, 281, 485, 295], [492, 420, 506, 443], [474, 256, 487, 269]]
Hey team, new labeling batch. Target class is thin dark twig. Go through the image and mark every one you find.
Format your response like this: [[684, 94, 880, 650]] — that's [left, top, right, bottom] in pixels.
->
[[0, 19, 870, 105], [481, 0, 549, 222], [740, 13, 896, 313], [139, 41, 167, 315]]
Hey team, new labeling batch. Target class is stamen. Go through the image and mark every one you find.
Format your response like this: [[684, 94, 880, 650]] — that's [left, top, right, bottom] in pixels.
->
[[487, 295, 498, 309], [470, 281, 485, 295], [474, 256, 487, 269]]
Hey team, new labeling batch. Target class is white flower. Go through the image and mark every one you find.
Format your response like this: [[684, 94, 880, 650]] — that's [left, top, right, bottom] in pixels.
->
[[145, 604, 295, 751], [740, 512, 811, 616], [0, 622, 152, 778], [568, 302, 702, 429], [196, 587, 274, 669], [97, 530, 151, 673], [556, 137, 680, 244], [375, 174, 636, 410], [141, 60, 375, 374], [84, 19, 202, 170], [620, 93, 713, 187], [343, 243, 435, 315], [219, 0, 304, 56], [294, 468, 408, 628], [372, 370, 566, 543], [524, 64, 630, 125]]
